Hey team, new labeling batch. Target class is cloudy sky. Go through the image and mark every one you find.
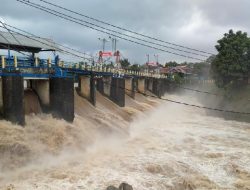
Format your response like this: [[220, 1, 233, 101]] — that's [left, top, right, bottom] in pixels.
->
[[0, 0, 250, 64]]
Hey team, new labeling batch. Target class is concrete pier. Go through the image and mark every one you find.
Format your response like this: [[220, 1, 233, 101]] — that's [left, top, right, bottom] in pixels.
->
[[0, 78, 3, 115], [148, 78, 153, 92], [2, 75, 25, 126], [31, 79, 50, 111], [125, 77, 135, 99], [110, 77, 125, 107], [78, 75, 96, 106], [162, 79, 169, 95], [96, 77, 104, 94], [138, 78, 146, 94], [152, 78, 163, 98], [50, 77, 74, 122], [103, 76, 112, 97]]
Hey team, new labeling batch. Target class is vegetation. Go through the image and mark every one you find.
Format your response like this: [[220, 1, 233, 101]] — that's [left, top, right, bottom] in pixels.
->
[[192, 56, 214, 79], [130, 64, 141, 71], [120, 59, 130, 69], [211, 29, 250, 88], [165, 61, 178, 67], [119, 59, 144, 71]]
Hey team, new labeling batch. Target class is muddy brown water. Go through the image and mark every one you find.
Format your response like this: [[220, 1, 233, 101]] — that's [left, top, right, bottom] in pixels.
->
[[0, 92, 249, 190]]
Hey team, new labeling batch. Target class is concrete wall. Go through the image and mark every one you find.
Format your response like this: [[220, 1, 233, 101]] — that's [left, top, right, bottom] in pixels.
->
[[162, 79, 169, 95], [148, 78, 153, 92], [0, 78, 2, 114], [103, 76, 112, 96], [110, 77, 125, 107], [50, 77, 74, 122], [31, 80, 50, 108], [96, 77, 104, 94], [2, 75, 25, 126], [125, 78, 135, 99], [79, 76, 91, 98], [152, 78, 163, 98], [78, 75, 96, 106], [138, 78, 146, 94]]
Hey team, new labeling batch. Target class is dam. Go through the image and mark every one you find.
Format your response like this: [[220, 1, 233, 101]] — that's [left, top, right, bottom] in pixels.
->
[[0, 30, 169, 126], [0, 24, 249, 190]]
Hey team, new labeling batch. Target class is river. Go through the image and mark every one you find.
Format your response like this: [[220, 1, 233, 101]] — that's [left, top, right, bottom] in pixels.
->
[[0, 92, 249, 190]]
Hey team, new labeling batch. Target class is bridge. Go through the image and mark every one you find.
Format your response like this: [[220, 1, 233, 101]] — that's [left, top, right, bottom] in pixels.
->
[[0, 31, 170, 126]]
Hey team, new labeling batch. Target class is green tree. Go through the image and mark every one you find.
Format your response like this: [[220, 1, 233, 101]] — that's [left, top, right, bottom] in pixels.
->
[[120, 59, 130, 69], [193, 62, 211, 79], [165, 61, 178, 67], [211, 29, 250, 88], [106, 61, 114, 68], [129, 64, 140, 71]]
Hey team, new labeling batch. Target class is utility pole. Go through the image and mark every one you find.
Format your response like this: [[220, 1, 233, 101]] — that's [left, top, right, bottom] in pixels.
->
[[154, 54, 160, 74], [146, 54, 149, 64], [114, 38, 118, 52], [109, 36, 118, 52], [98, 38, 109, 52], [154, 54, 159, 64]]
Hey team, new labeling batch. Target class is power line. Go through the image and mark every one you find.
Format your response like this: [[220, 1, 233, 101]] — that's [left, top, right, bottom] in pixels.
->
[[101, 80, 250, 115], [0, 24, 118, 67], [0, 25, 93, 62], [0, 26, 226, 98], [0, 28, 228, 99], [160, 96, 249, 115], [0, 27, 247, 114], [23, 0, 210, 59], [174, 84, 221, 96], [0, 29, 30, 57], [4, 23, 95, 60], [37, 0, 214, 56], [18, 0, 208, 59], [17, 0, 206, 61], [0, 20, 30, 54]]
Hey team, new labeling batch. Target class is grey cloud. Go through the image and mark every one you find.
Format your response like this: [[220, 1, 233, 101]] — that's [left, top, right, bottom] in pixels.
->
[[0, 0, 249, 64]]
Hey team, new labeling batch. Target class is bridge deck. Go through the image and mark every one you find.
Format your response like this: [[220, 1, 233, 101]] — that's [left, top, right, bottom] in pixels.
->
[[0, 55, 163, 79]]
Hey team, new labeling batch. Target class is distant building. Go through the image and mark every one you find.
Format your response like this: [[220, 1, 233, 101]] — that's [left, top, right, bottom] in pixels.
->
[[160, 65, 192, 75]]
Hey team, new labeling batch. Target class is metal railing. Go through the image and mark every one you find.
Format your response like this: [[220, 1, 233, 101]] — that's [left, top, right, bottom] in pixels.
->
[[0, 55, 167, 79]]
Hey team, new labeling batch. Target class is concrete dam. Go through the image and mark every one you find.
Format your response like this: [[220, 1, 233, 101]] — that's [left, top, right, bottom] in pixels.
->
[[0, 55, 170, 126]]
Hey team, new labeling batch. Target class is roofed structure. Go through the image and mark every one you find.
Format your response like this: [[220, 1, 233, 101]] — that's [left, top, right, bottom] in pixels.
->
[[0, 31, 59, 53]]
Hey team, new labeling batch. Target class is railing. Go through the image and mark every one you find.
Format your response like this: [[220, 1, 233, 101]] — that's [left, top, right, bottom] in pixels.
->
[[0, 55, 167, 79]]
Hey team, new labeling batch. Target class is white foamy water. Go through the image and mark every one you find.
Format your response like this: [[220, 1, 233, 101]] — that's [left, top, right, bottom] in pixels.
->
[[0, 93, 250, 190]]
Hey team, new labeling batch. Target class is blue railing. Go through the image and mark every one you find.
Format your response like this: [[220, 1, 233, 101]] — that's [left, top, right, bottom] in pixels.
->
[[0, 55, 166, 79]]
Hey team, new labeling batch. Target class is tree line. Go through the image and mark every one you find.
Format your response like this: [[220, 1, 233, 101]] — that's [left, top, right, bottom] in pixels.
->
[[108, 29, 250, 89]]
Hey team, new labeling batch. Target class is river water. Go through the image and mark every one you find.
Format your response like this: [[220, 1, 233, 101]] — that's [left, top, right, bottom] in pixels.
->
[[0, 92, 250, 190]]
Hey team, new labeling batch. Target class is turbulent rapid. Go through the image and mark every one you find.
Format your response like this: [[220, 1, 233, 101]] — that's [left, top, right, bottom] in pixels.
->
[[0, 90, 250, 190]]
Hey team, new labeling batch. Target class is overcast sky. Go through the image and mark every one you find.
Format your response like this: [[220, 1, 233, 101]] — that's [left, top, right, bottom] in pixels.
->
[[0, 0, 250, 64]]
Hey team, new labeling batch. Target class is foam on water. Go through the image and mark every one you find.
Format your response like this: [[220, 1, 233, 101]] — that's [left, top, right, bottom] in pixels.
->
[[0, 91, 250, 190]]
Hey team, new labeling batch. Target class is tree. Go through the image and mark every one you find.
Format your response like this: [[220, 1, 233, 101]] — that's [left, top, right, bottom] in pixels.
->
[[211, 29, 250, 88], [129, 64, 140, 71], [120, 59, 130, 69], [106, 61, 114, 69], [165, 61, 178, 67], [192, 62, 211, 79]]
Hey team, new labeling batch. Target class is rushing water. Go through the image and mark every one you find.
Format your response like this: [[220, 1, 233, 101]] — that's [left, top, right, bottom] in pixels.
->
[[0, 92, 250, 190]]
